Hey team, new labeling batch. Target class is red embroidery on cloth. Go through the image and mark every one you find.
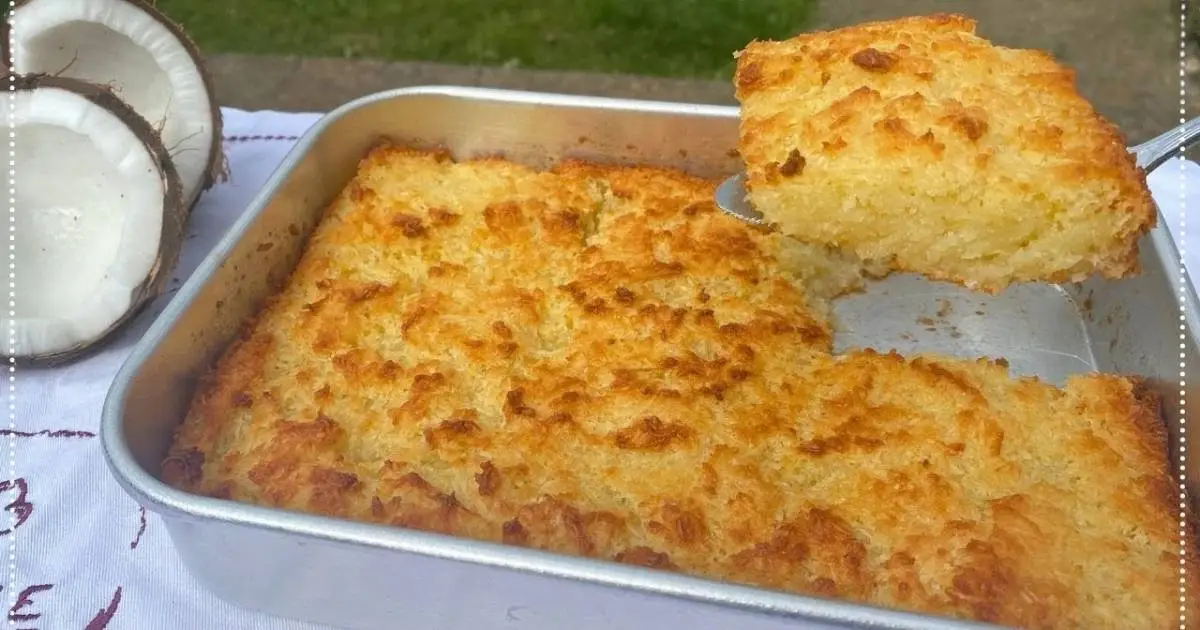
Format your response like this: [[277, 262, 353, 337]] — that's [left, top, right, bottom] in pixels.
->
[[83, 587, 121, 630], [130, 507, 147, 550], [8, 584, 52, 623], [0, 478, 32, 536], [0, 429, 95, 439], [223, 134, 301, 143]]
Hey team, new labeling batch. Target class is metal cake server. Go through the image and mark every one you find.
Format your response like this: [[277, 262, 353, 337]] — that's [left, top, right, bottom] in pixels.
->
[[714, 116, 1200, 226]]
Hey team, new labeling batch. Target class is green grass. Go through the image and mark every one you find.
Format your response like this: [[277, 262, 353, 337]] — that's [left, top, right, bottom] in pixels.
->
[[156, 0, 817, 80]]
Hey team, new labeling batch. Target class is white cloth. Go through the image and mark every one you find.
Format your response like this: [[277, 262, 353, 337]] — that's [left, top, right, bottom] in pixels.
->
[[10, 108, 1200, 630]]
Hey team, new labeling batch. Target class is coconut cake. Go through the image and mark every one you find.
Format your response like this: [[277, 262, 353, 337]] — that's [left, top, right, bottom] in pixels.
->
[[161, 144, 1196, 629], [733, 13, 1157, 294]]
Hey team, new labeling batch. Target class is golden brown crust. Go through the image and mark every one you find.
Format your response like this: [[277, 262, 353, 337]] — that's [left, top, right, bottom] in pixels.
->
[[733, 14, 1157, 294], [163, 145, 1193, 629]]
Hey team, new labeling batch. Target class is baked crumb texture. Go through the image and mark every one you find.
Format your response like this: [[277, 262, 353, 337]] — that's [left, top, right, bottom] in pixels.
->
[[734, 13, 1157, 294], [163, 145, 1196, 629]]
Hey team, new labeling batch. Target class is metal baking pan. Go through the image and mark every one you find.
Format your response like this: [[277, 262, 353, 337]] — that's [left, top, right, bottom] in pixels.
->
[[100, 86, 1200, 630]]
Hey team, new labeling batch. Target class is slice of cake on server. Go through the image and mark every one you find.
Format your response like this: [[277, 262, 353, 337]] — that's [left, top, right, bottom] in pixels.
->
[[733, 13, 1157, 294]]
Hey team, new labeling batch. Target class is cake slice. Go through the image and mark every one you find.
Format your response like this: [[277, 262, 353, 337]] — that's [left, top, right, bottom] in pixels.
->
[[733, 13, 1157, 294]]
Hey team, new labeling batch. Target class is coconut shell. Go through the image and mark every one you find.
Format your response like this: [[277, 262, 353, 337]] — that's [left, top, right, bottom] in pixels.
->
[[6, 73, 189, 366], [3, 0, 227, 211]]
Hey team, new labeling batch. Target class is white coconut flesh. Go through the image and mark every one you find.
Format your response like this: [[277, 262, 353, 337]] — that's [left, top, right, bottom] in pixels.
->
[[8, 86, 166, 358], [11, 0, 216, 208]]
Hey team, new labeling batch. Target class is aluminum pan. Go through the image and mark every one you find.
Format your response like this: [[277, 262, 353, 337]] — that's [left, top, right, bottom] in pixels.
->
[[101, 85, 1200, 630]]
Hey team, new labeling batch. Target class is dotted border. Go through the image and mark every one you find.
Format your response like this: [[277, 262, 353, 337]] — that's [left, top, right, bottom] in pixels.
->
[[5, 0, 16, 622], [0, 13, 1191, 629], [1182, 1, 1192, 628]]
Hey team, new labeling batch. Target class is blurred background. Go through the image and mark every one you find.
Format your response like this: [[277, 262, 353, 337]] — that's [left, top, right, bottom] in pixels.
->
[[159, 0, 1191, 144]]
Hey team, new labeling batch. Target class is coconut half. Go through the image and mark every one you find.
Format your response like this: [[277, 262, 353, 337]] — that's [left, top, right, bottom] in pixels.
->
[[7, 0, 225, 211], [2, 74, 186, 365]]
